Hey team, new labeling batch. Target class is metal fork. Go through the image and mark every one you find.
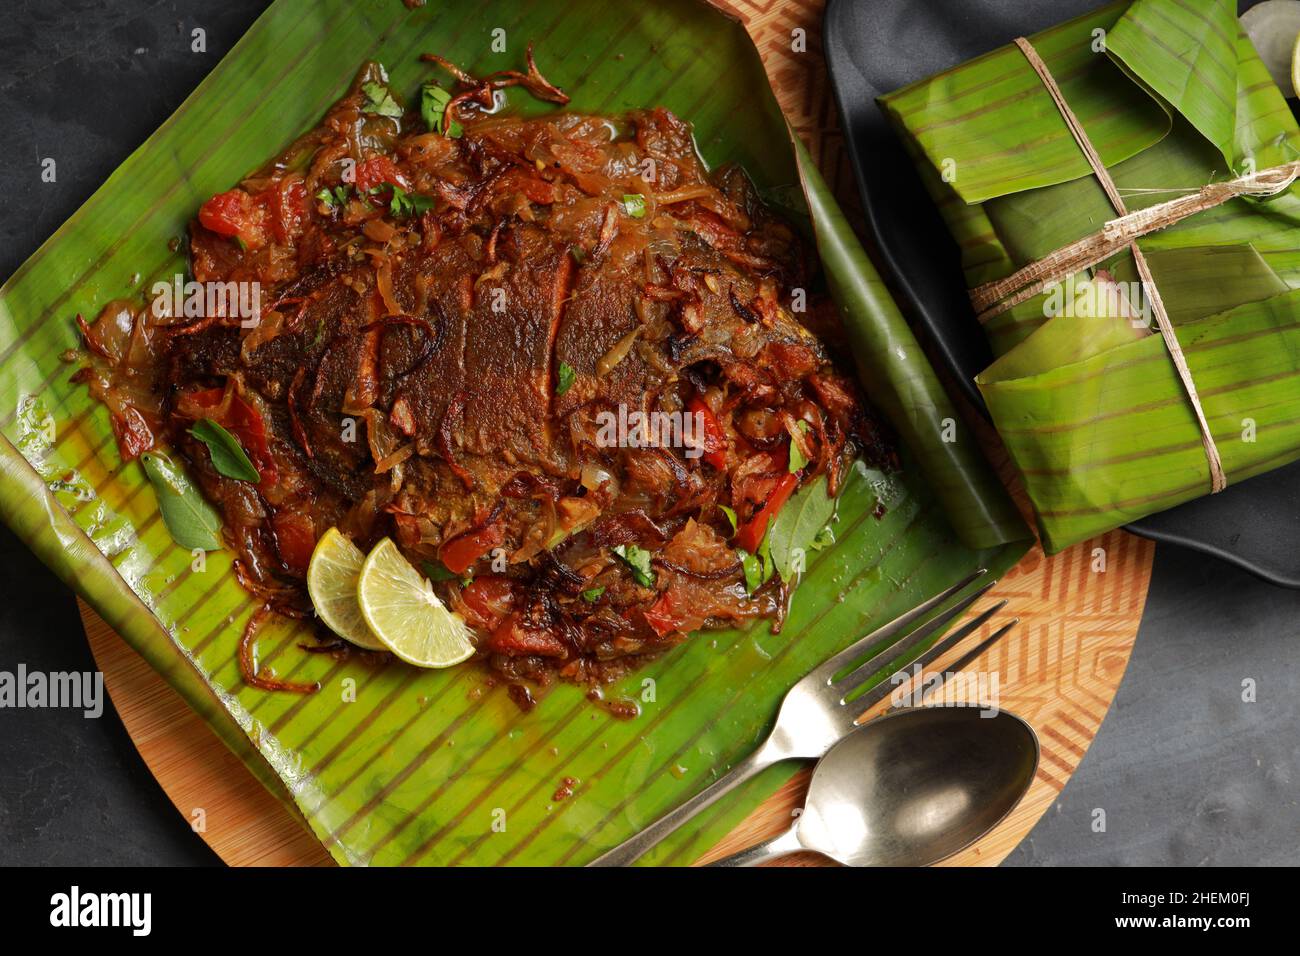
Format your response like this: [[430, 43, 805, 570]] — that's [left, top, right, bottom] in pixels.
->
[[587, 568, 1017, 866]]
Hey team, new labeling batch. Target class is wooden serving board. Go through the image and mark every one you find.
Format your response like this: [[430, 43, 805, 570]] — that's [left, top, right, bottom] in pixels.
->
[[79, 0, 1156, 866]]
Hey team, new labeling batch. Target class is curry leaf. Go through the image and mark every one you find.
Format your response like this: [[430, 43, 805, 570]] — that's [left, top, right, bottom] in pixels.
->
[[189, 419, 260, 482], [140, 452, 223, 551], [388, 184, 435, 218], [611, 544, 655, 587], [766, 474, 835, 583]]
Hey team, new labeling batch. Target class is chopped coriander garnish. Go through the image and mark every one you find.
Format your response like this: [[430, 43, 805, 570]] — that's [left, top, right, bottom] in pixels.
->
[[611, 544, 655, 587], [388, 183, 435, 218], [315, 185, 351, 209], [361, 81, 403, 119], [555, 360, 576, 396], [420, 83, 463, 137], [622, 193, 647, 218], [581, 586, 606, 603]]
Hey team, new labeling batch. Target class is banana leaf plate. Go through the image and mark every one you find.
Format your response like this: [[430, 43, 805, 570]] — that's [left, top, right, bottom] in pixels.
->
[[0, 0, 1028, 865], [824, 0, 1300, 587]]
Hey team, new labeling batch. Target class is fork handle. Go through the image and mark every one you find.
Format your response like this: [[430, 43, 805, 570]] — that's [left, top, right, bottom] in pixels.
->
[[587, 738, 787, 866]]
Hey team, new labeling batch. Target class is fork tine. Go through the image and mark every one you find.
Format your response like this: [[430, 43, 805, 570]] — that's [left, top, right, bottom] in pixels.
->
[[842, 606, 1013, 723], [942, 617, 1018, 677], [809, 568, 986, 684], [857, 613, 1019, 723], [835, 594, 1003, 699], [883, 617, 1019, 714]]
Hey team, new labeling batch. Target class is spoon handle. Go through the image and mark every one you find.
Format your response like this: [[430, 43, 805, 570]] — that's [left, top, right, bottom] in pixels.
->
[[587, 737, 787, 866], [706, 825, 805, 867]]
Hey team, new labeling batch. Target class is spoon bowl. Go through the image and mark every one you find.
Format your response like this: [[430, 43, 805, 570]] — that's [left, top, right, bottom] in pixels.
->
[[714, 706, 1038, 866]]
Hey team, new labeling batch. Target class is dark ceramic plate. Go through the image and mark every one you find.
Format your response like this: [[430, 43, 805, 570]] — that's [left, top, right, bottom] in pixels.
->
[[823, 0, 1300, 588]]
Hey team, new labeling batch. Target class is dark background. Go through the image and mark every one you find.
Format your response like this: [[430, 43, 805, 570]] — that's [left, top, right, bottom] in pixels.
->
[[1, 0, 1297, 866]]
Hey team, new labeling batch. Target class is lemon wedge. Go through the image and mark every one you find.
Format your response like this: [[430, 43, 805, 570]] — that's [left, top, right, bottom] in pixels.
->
[[307, 528, 386, 650], [356, 537, 475, 668]]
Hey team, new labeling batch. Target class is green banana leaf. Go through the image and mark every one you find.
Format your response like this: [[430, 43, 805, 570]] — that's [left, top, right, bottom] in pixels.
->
[[0, 0, 1028, 866], [881, 0, 1300, 553]]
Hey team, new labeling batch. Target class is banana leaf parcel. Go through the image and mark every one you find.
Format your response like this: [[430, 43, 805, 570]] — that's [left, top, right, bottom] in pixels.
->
[[880, 0, 1300, 552], [0, 0, 1028, 865]]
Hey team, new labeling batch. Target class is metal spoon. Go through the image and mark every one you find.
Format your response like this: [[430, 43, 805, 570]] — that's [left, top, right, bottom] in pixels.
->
[[709, 706, 1038, 866]]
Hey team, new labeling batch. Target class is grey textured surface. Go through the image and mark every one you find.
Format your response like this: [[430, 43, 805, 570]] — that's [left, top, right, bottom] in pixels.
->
[[1007, 545, 1300, 866], [0, 0, 1295, 867], [0, 522, 219, 865], [0, 0, 253, 867]]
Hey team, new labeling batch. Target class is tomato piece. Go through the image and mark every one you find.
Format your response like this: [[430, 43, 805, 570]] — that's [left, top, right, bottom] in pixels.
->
[[688, 394, 727, 470], [111, 406, 155, 461], [460, 576, 516, 632], [270, 178, 307, 244], [271, 511, 315, 576], [187, 386, 225, 408], [226, 400, 276, 486], [197, 189, 270, 248], [489, 611, 569, 657], [197, 190, 247, 237], [772, 443, 790, 472], [439, 523, 505, 575], [643, 588, 684, 638], [353, 156, 409, 197], [734, 472, 798, 553], [495, 167, 557, 205]]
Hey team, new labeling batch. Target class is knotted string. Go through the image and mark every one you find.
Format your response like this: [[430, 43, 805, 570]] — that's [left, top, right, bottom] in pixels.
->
[[985, 37, 1231, 493]]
